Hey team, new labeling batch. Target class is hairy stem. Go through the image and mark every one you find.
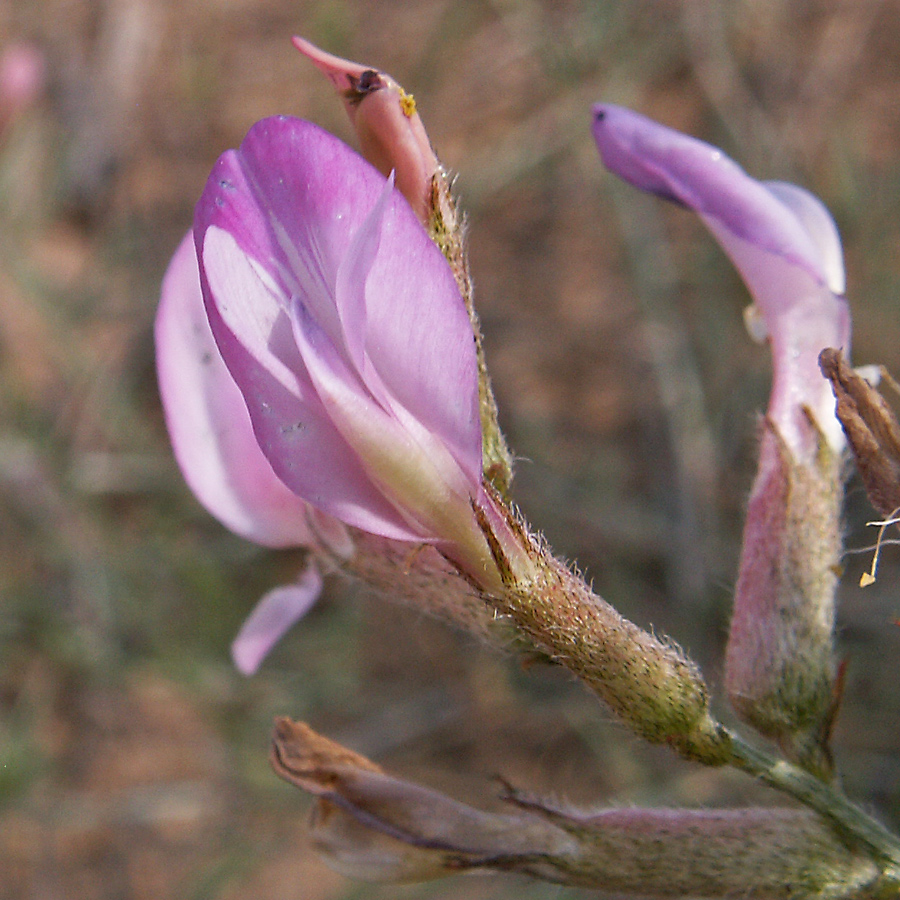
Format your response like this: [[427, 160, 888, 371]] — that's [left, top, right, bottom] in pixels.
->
[[727, 731, 900, 885]]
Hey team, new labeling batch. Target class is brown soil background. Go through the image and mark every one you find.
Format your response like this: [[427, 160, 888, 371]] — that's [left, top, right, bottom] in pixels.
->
[[2, 1, 900, 898]]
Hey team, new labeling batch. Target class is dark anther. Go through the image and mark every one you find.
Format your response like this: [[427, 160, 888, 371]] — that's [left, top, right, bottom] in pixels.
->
[[357, 69, 382, 93], [345, 69, 384, 104]]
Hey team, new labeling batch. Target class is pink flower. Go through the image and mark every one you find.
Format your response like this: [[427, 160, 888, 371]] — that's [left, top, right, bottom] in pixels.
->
[[0, 42, 45, 136], [194, 116, 483, 545], [592, 105, 849, 765], [158, 117, 498, 669]]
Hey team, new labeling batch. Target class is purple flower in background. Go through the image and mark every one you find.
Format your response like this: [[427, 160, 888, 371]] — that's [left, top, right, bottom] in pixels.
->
[[157, 117, 491, 670], [592, 104, 849, 460]]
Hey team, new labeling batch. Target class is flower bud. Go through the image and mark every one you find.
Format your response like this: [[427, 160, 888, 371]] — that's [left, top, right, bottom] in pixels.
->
[[294, 36, 514, 494], [293, 37, 438, 224], [726, 423, 842, 775]]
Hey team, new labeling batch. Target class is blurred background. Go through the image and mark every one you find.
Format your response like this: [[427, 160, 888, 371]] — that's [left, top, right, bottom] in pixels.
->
[[2, 1, 900, 897]]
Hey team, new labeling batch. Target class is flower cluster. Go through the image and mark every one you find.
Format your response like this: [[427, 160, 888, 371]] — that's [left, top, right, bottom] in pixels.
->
[[154, 38, 897, 899]]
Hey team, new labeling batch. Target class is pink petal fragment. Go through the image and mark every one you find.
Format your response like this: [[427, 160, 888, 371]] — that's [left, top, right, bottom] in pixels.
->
[[155, 233, 313, 547], [231, 563, 324, 675], [348, 180, 481, 485], [0, 42, 45, 133]]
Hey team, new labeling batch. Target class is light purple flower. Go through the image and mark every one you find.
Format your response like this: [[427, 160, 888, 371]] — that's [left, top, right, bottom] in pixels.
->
[[157, 232, 345, 674], [158, 116, 507, 674], [592, 104, 850, 460], [592, 105, 851, 762], [193, 116, 484, 548]]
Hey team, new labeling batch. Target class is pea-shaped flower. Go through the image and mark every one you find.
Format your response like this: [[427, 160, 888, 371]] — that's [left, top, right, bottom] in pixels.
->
[[592, 105, 849, 773], [158, 117, 510, 669]]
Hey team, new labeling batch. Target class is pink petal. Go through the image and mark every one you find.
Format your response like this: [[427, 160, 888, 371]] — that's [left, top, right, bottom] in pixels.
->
[[334, 172, 394, 376], [353, 179, 481, 484], [231, 563, 323, 675], [592, 105, 829, 287], [198, 119, 480, 478], [154, 233, 315, 547], [290, 294, 475, 540], [200, 225, 426, 541], [762, 182, 845, 295], [700, 222, 849, 456]]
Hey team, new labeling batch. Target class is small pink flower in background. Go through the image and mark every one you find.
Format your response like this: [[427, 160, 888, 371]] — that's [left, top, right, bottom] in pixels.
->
[[293, 37, 439, 223], [0, 41, 45, 136]]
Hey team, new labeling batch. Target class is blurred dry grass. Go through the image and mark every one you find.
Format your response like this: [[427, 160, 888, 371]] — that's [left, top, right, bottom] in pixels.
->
[[2, 1, 900, 898]]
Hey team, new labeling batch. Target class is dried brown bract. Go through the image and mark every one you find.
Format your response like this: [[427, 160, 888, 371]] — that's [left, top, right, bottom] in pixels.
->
[[819, 348, 900, 518]]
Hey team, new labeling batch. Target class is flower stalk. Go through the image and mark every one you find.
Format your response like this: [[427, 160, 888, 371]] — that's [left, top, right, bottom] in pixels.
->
[[474, 506, 730, 764]]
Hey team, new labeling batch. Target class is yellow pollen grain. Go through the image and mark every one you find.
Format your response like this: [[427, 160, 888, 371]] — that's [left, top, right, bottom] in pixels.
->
[[399, 89, 417, 117]]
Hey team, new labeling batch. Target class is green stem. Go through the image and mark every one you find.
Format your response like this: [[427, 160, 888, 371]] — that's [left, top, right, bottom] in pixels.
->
[[728, 731, 900, 884]]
